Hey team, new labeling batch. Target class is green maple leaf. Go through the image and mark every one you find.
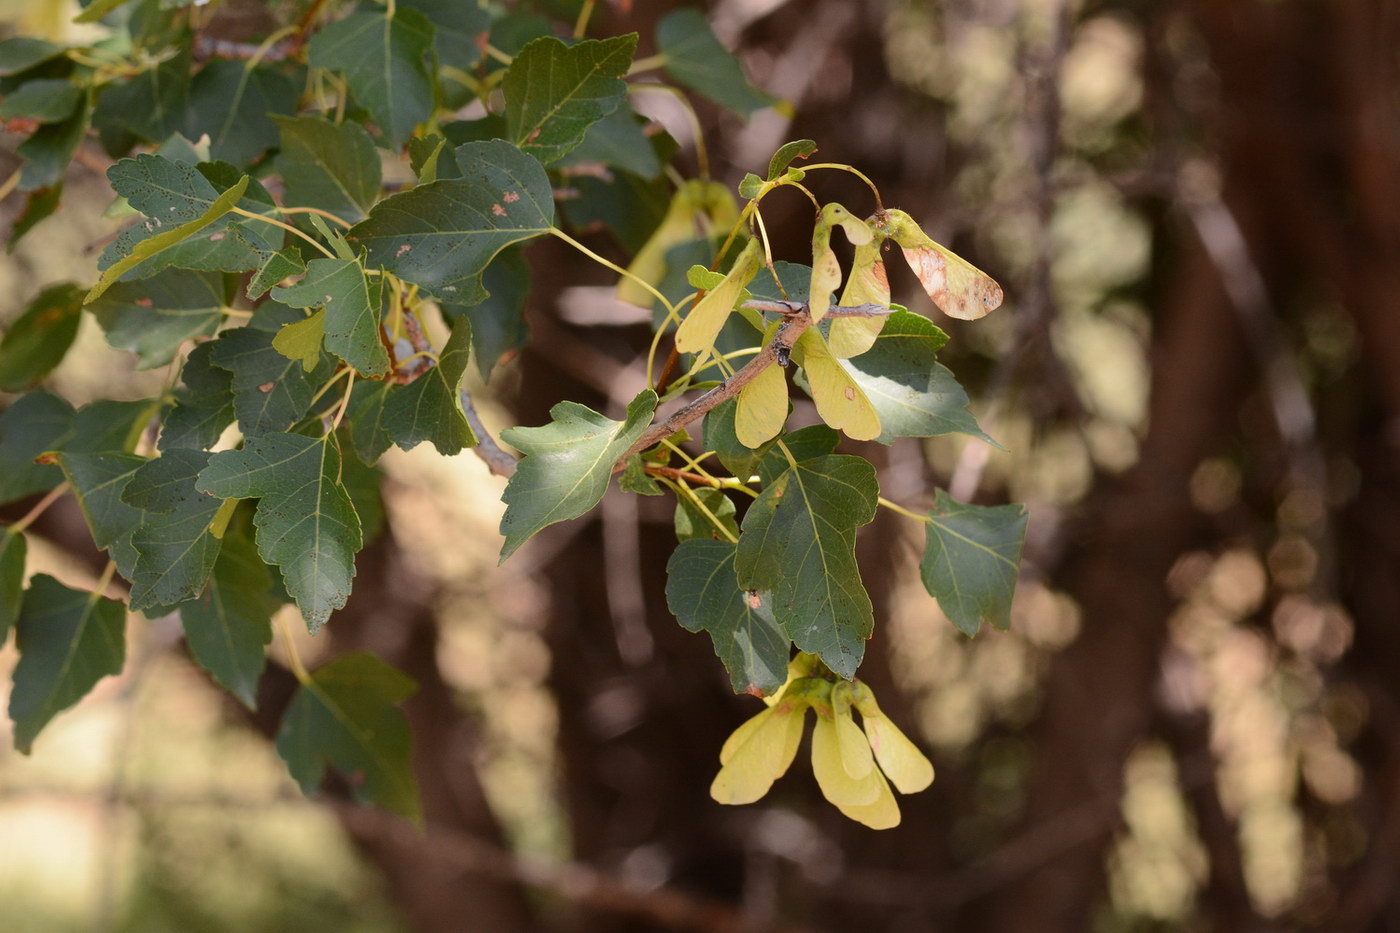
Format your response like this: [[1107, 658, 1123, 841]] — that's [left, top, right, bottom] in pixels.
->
[[121, 449, 226, 612], [179, 519, 277, 709], [348, 140, 554, 303], [498, 389, 657, 561], [502, 34, 637, 164], [0, 392, 72, 506], [0, 531, 25, 643], [273, 116, 382, 225], [9, 575, 126, 753], [273, 258, 390, 377], [90, 269, 232, 370], [656, 10, 776, 118], [0, 282, 83, 392], [197, 433, 363, 632], [54, 451, 149, 581], [276, 652, 421, 822], [736, 452, 878, 678], [665, 539, 789, 695], [921, 490, 1028, 636], [159, 342, 234, 452], [208, 325, 334, 437], [307, 7, 436, 148], [833, 310, 992, 444]]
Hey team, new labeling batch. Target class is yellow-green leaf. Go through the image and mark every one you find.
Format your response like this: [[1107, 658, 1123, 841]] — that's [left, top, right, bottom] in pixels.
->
[[735, 361, 788, 449], [271, 309, 326, 373], [792, 331, 881, 441], [86, 174, 250, 303], [828, 234, 890, 358], [675, 238, 763, 355]]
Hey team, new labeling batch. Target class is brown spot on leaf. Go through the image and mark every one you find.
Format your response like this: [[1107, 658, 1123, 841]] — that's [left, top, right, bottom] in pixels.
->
[[257, 382, 276, 393], [33, 452, 58, 465], [844, 386, 856, 401], [491, 203, 506, 217], [503, 190, 520, 203], [136, 298, 154, 308], [208, 232, 226, 242], [396, 243, 411, 257], [746, 591, 762, 610]]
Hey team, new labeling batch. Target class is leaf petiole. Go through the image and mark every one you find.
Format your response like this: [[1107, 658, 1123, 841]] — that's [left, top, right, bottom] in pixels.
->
[[877, 496, 933, 525], [229, 206, 337, 259]]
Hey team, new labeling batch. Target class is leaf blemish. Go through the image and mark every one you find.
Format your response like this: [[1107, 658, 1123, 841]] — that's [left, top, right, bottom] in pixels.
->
[[491, 203, 506, 217], [746, 591, 762, 609], [396, 244, 411, 257], [208, 232, 225, 242], [258, 381, 276, 393], [844, 386, 855, 400], [503, 190, 520, 203]]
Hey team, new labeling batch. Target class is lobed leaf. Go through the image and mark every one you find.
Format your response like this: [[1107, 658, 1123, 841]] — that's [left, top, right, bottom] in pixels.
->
[[349, 140, 554, 303], [307, 8, 436, 148], [498, 389, 658, 561], [276, 652, 421, 822], [666, 539, 789, 695], [735, 452, 878, 678], [197, 433, 363, 632], [273, 258, 390, 377], [502, 34, 637, 165], [273, 116, 382, 225], [9, 575, 126, 753], [920, 490, 1027, 636], [121, 449, 225, 612]]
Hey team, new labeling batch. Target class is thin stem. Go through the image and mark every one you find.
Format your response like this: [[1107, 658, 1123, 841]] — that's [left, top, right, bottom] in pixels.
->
[[7, 482, 70, 535], [277, 614, 313, 686], [0, 166, 22, 203], [797, 164, 884, 213], [92, 561, 119, 600], [572, 0, 595, 38], [307, 366, 353, 409], [230, 207, 336, 259], [658, 437, 717, 479], [549, 226, 680, 323], [627, 53, 668, 75], [273, 205, 353, 229], [327, 370, 356, 434], [656, 476, 738, 544], [246, 24, 297, 70], [483, 43, 514, 66], [877, 496, 932, 524]]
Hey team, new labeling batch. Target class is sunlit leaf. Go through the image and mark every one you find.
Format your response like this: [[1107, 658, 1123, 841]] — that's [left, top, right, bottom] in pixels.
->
[[920, 489, 1027, 636], [498, 389, 658, 561], [832, 310, 991, 444], [792, 331, 881, 442]]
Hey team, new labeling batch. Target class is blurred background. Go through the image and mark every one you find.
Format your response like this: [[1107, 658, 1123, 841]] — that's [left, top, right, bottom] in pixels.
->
[[2, 0, 1398, 931]]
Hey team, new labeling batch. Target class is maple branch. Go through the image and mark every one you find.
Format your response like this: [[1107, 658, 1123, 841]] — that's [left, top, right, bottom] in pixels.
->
[[615, 300, 889, 469], [461, 300, 887, 482], [460, 388, 519, 478]]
